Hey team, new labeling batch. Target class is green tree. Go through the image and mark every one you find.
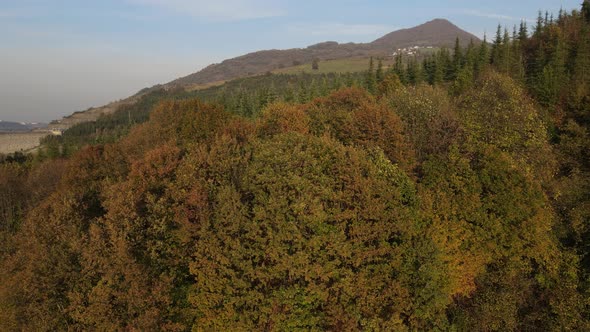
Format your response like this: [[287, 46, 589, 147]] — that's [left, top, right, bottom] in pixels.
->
[[312, 58, 319, 70], [365, 57, 377, 93], [584, 0, 590, 22], [376, 58, 384, 82], [458, 71, 554, 179], [452, 36, 463, 79], [476, 34, 490, 75]]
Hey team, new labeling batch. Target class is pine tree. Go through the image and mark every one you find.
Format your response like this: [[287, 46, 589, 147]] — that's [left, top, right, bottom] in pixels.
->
[[333, 73, 342, 90], [558, 7, 564, 24], [452, 37, 463, 79], [510, 26, 526, 82], [568, 25, 590, 123], [535, 11, 544, 37], [439, 48, 454, 81], [309, 78, 320, 99], [476, 34, 489, 76], [500, 28, 511, 73], [376, 59, 384, 83], [433, 55, 445, 85], [312, 58, 319, 70], [393, 54, 407, 84], [491, 25, 503, 67], [528, 43, 546, 93], [572, 26, 590, 86], [268, 82, 278, 103], [584, 0, 590, 23], [465, 38, 477, 68], [298, 80, 309, 103], [366, 57, 377, 93], [407, 57, 423, 85], [519, 21, 528, 42], [547, 35, 568, 104]]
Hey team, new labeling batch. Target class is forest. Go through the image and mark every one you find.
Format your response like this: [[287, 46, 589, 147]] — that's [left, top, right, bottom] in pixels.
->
[[1, 3, 589, 331]]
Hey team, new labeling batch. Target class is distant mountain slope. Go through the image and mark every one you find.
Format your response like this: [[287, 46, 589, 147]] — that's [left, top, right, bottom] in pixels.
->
[[170, 19, 479, 87], [0, 121, 47, 132], [0, 121, 29, 132], [47, 94, 143, 131]]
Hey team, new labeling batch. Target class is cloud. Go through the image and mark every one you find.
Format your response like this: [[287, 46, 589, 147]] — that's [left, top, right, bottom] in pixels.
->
[[461, 9, 534, 23], [288, 22, 396, 37], [128, 0, 285, 21]]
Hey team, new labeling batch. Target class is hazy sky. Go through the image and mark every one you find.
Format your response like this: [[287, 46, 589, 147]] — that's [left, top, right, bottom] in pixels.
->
[[0, 0, 581, 122]]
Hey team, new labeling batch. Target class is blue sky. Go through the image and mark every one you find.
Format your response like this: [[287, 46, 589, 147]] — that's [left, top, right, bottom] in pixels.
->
[[0, 0, 582, 122]]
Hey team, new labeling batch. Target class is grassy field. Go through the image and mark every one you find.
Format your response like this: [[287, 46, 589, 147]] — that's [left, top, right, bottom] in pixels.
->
[[271, 49, 441, 75], [272, 57, 394, 75], [185, 80, 228, 91]]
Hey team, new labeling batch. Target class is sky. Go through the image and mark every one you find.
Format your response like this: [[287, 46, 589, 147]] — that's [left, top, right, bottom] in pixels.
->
[[0, 0, 582, 122]]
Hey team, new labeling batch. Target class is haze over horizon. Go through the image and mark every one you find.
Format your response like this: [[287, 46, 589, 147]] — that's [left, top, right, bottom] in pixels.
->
[[0, 0, 580, 122]]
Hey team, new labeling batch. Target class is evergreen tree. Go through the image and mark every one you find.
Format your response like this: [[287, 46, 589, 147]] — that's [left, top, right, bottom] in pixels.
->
[[541, 31, 568, 106], [558, 7, 564, 23], [312, 58, 320, 70], [535, 11, 544, 37], [519, 21, 528, 42], [366, 57, 377, 93], [393, 54, 407, 84], [433, 56, 445, 85], [437, 48, 453, 81], [464, 39, 477, 74], [491, 25, 503, 67], [376, 58, 384, 83], [568, 25, 590, 124], [476, 34, 489, 78], [452, 37, 463, 79], [510, 26, 526, 82], [584, 0, 590, 23], [309, 78, 320, 99], [422, 58, 433, 84], [500, 28, 511, 73], [528, 42, 546, 93], [407, 57, 423, 85]]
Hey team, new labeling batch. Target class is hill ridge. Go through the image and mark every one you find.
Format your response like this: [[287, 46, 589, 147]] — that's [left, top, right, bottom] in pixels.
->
[[169, 18, 479, 87]]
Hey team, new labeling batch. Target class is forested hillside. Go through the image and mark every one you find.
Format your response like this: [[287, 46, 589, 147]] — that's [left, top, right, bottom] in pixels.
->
[[1, 3, 590, 331]]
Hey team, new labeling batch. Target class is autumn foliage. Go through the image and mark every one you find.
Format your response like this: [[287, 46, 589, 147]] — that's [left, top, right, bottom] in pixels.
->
[[1, 4, 590, 331]]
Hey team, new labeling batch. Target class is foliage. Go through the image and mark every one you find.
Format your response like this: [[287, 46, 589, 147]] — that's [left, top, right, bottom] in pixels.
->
[[1, 3, 590, 331]]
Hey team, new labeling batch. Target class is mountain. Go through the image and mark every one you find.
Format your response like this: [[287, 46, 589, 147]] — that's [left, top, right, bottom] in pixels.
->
[[371, 19, 477, 48], [0, 121, 47, 132], [169, 19, 479, 88]]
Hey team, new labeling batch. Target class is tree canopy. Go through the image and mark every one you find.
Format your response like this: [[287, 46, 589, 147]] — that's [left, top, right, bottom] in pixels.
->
[[1, 3, 590, 331]]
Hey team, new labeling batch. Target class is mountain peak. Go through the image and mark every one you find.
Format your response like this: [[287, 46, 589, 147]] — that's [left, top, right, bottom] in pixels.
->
[[420, 18, 464, 31], [371, 18, 479, 47], [425, 18, 454, 25]]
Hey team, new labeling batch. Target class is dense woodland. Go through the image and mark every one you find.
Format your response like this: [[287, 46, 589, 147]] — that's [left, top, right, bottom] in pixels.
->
[[1, 3, 590, 331]]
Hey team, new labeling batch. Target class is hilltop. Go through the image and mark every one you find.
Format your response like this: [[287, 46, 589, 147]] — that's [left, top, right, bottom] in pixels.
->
[[371, 18, 477, 48]]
